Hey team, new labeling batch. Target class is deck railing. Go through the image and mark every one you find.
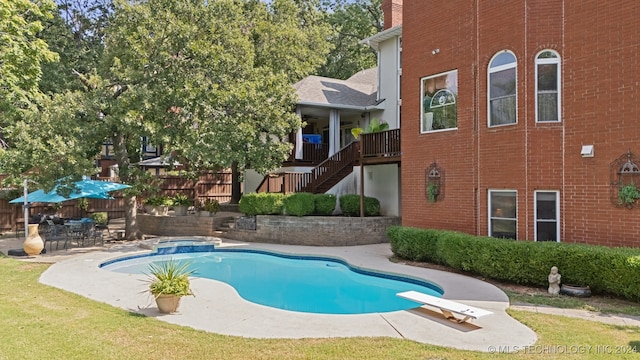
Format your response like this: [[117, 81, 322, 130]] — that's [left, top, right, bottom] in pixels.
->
[[257, 142, 359, 194], [286, 143, 329, 164], [255, 172, 313, 194], [259, 129, 401, 194], [360, 129, 401, 159]]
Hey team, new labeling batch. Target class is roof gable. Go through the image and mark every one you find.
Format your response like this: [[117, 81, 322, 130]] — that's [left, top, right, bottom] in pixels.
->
[[294, 68, 378, 108]]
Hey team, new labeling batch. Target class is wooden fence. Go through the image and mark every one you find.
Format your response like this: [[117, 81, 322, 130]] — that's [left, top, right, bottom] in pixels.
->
[[0, 171, 233, 233]]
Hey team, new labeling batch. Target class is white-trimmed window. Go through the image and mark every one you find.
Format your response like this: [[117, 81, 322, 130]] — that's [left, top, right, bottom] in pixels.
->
[[535, 191, 560, 242], [420, 70, 458, 133], [535, 50, 561, 122], [489, 190, 517, 239], [488, 51, 517, 127], [142, 136, 157, 155]]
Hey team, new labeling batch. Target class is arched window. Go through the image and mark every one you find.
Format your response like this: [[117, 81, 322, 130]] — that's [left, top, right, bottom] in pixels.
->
[[535, 50, 561, 122], [488, 51, 517, 127]]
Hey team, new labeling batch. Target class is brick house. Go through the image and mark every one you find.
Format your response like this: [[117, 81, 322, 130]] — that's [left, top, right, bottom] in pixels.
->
[[400, 0, 640, 246]]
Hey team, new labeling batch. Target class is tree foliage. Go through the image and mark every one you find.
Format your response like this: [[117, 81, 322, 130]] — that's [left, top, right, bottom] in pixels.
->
[[0, 0, 58, 119], [317, 0, 381, 79], [0, 0, 332, 237], [38, 0, 111, 94]]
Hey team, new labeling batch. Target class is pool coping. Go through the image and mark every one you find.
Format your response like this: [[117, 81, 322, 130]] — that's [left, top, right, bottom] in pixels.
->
[[39, 240, 537, 352]]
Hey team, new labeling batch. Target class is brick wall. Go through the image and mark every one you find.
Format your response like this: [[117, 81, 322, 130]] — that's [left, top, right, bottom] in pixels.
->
[[401, 0, 640, 246], [224, 216, 400, 246], [382, 0, 403, 29]]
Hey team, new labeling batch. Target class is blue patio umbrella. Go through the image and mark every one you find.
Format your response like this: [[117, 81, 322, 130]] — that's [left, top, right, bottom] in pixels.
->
[[9, 176, 130, 204]]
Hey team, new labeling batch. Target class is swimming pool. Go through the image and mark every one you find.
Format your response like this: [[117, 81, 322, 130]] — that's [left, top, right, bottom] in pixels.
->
[[101, 247, 443, 314]]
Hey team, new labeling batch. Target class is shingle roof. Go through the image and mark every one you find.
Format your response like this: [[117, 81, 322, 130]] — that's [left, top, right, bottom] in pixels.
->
[[294, 68, 378, 107], [136, 156, 181, 168]]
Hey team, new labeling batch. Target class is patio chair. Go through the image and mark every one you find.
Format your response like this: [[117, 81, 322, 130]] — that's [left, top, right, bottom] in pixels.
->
[[95, 219, 110, 235], [65, 223, 88, 248], [87, 223, 104, 247], [40, 221, 68, 251]]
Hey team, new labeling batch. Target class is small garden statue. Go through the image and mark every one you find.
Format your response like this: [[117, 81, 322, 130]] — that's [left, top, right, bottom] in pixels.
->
[[548, 266, 561, 295]]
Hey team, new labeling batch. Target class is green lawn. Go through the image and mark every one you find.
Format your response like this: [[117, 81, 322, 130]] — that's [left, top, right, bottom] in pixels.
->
[[1, 257, 638, 359]]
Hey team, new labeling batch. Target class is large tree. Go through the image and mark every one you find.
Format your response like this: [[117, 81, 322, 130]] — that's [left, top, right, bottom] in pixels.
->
[[0, 0, 58, 123], [318, 0, 381, 80], [1, 0, 111, 190], [0, 0, 332, 239], [38, 0, 111, 94]]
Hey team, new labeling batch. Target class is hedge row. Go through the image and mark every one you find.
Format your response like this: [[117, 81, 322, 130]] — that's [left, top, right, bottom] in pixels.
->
[[282, 192, 315, 216], [238, 193, 380, 217], [237, 192, 285, 216], [387, 226, 640, 302], [339, 194, 380, 216], [239, 192, 327, 217]]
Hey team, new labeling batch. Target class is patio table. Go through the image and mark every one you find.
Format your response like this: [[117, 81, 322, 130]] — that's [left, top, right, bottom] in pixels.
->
[[64, 219, 99, 248]]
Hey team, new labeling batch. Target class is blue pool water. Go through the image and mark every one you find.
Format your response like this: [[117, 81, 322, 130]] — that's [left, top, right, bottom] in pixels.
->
[[101, 248, 443, 314]]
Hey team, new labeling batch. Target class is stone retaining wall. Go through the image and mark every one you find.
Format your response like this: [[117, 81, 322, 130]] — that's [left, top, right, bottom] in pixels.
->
[[139, 214, 226, 237], [224, 215, 401, 246]]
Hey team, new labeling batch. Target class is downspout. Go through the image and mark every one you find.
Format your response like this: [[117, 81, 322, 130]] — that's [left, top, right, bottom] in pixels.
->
[[475, 0, 481, 236]]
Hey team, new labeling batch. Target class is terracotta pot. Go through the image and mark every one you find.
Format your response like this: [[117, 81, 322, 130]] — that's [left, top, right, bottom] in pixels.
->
[[155, 294, 182, 313], [23, 224, 44, 256]]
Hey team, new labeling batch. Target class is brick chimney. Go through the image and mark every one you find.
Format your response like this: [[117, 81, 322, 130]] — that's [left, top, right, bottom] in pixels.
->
[[382, 0, 402, 30]]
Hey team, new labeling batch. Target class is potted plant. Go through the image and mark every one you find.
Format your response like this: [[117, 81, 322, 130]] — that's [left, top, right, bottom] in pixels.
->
[[145, 259, 194, 314], [144, 196, 172, 216], [89, 212, 109, 232], [427, 182, 439, 203], [143, 196, 161, 215], [618, 183, 640, 207], [198, 199, 220, 217], [172, 194, 193, 216], [351, 118, 389, 140]]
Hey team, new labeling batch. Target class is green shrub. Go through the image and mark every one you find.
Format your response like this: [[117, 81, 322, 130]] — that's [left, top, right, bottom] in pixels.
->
[[314, 194, 337, 215], [238, 193, 284, 216], [364, 197, 380, 216], [339, 194, 380, 216], [387, 226, 444, 264], [283, 192, 315, 216], [201, 199, 220, 213], [144, 196, 171, 206], [89, 212, 108, 225], [387, 226, 640, 301], [172, 193, 193, 206]]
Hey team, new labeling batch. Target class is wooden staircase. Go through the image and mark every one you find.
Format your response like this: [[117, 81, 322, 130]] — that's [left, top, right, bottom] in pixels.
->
[[256, 141, 360, 194], [309, 165, 354, 193], [255, 128, 401, 195]]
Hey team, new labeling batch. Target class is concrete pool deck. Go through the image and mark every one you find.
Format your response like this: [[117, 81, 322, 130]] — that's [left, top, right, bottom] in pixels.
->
[[33, 238, 538, 352]]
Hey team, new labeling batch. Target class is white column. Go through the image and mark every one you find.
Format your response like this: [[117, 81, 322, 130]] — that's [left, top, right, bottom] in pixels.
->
[[328, 109, 341, 156], [295, 107, 303, 160]]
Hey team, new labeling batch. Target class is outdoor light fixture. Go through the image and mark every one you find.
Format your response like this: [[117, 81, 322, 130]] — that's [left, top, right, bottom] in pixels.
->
[[581, 145, 594, 158]]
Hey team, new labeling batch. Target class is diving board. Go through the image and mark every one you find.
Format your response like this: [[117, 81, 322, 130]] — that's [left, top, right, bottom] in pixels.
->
[[397, 290, 492, 323]]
